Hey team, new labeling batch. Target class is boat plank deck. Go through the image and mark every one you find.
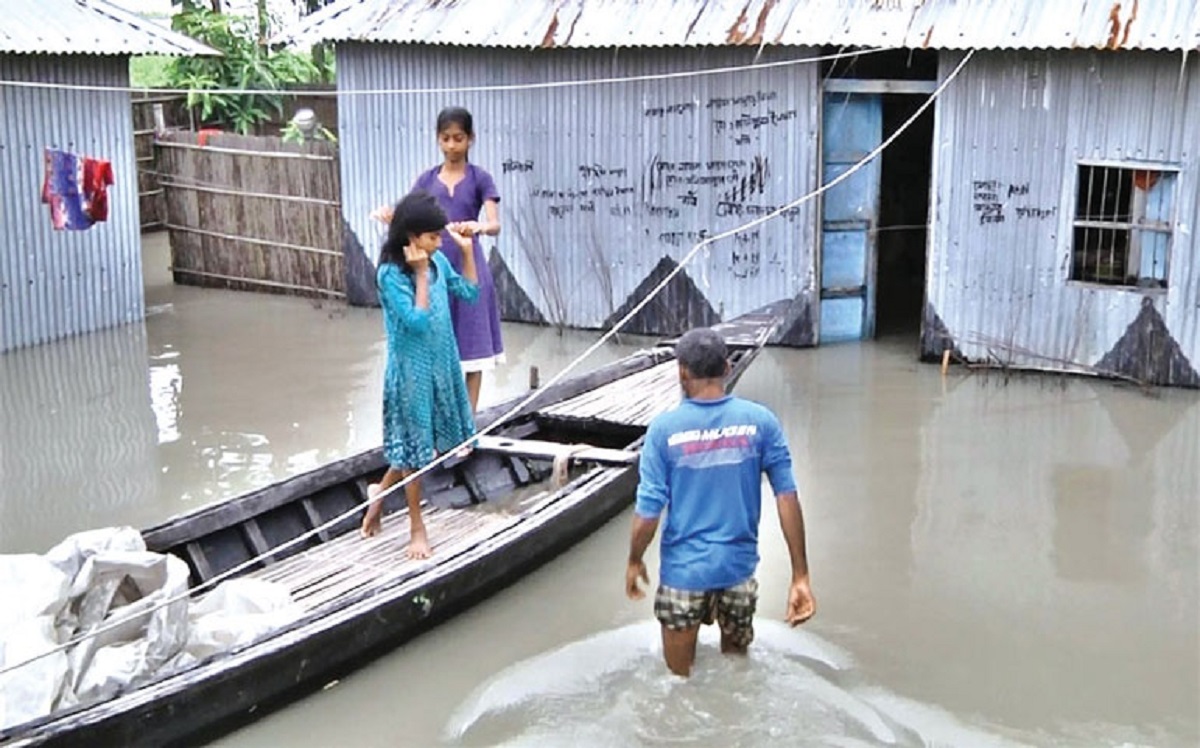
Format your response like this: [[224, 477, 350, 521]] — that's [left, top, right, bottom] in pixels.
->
[[539, 359, 681, 427], [248, 504, 518, 613]]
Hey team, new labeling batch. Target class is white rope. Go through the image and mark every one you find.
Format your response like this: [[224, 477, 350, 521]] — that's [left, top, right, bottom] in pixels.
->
[[0, 47, 888, 96], [0, 49, 976, 679]]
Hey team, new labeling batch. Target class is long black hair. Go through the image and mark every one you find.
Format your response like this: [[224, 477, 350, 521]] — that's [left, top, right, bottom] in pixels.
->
[[436, 106, 474, 137], [378, 189, 448, 271]]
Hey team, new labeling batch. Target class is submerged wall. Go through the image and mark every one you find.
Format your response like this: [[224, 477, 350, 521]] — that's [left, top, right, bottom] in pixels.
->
[[925, 50, 1199, 387], [0, 54, 144, 352]]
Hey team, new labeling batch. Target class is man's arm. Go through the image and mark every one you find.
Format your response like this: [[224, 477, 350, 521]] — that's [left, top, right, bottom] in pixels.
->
[[626, 514, 660, 599], [627, 422, 667, 600], [777, 491, 815, 625], [761, 411, 815, 626]]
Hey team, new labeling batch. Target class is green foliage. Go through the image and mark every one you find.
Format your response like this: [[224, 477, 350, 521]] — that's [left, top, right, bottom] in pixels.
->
[[129, 55, 174, 88], [311, 44, 336, 83], [280, 120, 337, 145], [166, 6, 320, 135]]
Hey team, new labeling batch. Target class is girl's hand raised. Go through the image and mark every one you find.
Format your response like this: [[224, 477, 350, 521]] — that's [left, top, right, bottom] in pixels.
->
[[446, 224, 479, 284], [451, 220, 482, 236], [371, 205, 394, 225], [403, 244, 430, 271], [445, 224, 475, 251]]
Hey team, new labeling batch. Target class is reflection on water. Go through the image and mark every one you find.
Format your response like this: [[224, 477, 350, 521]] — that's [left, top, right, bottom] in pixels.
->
[[734, 342, 1198, 746], [0, 325, 159, 550], [148, 346, 182, 444], [445, 621, 1027, 748]]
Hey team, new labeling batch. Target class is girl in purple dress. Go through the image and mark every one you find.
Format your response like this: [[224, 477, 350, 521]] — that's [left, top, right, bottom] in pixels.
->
[[373, 107, 504, 412]]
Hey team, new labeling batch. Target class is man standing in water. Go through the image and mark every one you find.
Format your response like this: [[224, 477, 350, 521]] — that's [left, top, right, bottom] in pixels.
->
[[625, 327, 816, 677]]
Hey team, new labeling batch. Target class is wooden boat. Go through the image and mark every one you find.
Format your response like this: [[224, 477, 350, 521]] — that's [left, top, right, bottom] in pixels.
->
[[0, 303, 786, 748]]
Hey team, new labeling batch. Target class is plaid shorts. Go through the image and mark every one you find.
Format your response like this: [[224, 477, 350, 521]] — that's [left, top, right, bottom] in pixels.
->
[[654, 578, 758, 648]]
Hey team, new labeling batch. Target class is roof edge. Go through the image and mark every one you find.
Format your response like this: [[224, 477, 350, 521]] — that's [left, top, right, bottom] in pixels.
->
[[269, 0, 1200, 54], [0, 0, 220, 57]]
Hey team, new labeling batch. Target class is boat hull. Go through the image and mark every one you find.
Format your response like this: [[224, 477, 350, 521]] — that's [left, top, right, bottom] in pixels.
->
[[1, 302, 788, 747]]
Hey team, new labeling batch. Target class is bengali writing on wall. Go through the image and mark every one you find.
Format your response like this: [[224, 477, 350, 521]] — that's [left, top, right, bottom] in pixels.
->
[[644, 90, 796, 147], [498, 89, 802, 280], [971, 180, 1057, 226]]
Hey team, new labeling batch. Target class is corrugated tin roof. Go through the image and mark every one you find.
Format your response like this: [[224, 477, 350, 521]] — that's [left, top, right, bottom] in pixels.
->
[[276, 0, 1200, 52], [2, 0, 217, 56]]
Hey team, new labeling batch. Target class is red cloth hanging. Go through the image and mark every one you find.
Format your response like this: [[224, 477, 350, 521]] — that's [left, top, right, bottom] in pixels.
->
[[82, 157, 114, 223]]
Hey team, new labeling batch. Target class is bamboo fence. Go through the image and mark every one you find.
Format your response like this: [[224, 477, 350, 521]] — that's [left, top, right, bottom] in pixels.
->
[[131, 94, 189, 231], [156, 130, 344, 298]]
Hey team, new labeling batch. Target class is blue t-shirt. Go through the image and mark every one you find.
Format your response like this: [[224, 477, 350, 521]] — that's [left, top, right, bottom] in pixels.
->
[[634, 395, 797, 591]]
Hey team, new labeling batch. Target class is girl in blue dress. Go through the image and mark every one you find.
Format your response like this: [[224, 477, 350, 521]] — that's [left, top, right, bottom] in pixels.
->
[[373, 107, 504, 413], [361, 190, 479, 559]]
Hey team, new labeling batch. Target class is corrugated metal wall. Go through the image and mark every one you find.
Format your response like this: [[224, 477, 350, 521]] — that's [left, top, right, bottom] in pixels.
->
[[337, 43, 820, 339], [0, 54, 145, 352], [927, 50, 1200, 386]]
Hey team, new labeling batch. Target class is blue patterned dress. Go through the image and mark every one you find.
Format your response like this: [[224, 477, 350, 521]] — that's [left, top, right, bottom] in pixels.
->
[[378, 254, 479, 470]]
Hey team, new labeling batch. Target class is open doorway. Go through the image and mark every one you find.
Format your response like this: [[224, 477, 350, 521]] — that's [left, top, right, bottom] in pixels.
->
[[875, 95, 934, 338], [818, 49, 937, 343]]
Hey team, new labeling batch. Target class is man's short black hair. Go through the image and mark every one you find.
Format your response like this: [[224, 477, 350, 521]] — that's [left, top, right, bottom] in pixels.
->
[[676, 328, 728, 379]]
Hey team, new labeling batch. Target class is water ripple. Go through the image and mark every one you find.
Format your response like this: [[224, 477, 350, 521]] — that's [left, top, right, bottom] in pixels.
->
[[443, 620, 1031, 748]]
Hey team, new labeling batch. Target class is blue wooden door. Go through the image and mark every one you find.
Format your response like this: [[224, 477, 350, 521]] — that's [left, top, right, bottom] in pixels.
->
[[820, 93, 882, 343]]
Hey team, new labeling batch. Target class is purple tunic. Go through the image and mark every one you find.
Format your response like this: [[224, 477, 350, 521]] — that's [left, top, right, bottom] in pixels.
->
[[412, 164, 505, 369]]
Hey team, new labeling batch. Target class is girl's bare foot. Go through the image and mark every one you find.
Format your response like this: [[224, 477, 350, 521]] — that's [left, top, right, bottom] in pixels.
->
[[360, 483, 383, 538], [407, 525, 432, 559]]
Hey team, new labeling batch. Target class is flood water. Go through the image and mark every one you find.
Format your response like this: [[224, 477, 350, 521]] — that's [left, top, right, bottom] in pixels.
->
[[2, 235, 1197, 747], [0, 236, 636, 553]]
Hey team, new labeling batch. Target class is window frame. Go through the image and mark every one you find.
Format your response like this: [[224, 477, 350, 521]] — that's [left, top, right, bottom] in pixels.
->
[[1068, 159, 1180, 291]]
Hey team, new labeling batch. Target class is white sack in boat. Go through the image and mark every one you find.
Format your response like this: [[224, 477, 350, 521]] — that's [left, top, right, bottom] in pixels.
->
[[0, 555, 71, 731], [170, 578, 304, 667], [59, 550, 192, 709], [0, 527, 299, 732], [43, 526, 148, 642]]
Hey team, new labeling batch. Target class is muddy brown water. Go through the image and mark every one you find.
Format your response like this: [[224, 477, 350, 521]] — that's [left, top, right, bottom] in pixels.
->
[[1, 236, 1195, 746]]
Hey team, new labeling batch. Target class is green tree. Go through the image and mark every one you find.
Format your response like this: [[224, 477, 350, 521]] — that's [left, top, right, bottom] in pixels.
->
[[167, 4, 320, 134]]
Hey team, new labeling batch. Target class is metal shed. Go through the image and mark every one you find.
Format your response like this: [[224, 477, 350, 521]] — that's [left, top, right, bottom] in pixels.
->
[[0, 0, 214, 352], [281, 0, 1200, 386], [926, 48, 1199, 387]]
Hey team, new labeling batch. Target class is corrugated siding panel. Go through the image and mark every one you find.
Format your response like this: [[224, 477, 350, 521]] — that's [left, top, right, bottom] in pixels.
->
[[1171, 58, 1200, 369], [337, 43, 820, 332], [0, 54, 145, 352], [927, 50, 1199, 382], [282, 0, 1200, 52]]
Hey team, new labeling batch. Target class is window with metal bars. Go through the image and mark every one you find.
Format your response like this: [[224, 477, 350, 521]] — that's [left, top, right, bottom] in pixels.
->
[[1071, 164, 1175, 289]]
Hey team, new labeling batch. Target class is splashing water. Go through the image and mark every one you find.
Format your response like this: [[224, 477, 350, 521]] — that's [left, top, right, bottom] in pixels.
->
[[442, 620, 1033, 748]]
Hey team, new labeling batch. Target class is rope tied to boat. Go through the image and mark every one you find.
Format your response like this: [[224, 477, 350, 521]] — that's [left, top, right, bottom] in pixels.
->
[[550, 444, 596, 489], [0, 49, 977, 679]]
